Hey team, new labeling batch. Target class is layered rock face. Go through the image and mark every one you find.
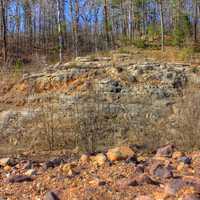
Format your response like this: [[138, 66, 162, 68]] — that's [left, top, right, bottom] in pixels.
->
[[0, 54, 199, 150]]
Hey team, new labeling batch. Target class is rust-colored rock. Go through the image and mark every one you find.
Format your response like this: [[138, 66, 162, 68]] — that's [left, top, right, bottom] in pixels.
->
[[106, 146, 135, 162]]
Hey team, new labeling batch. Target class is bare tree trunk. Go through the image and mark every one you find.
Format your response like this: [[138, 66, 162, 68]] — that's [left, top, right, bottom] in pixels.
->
[[56, 0, 63, 63], [104, 0, 110, 48], [0, 0, 7, 64], [16, 0, 20, 57], [94, 7, 99, 53], [159, 0, 164, 51], [193, 0, 198, 42], [74, 0, 79, 57]]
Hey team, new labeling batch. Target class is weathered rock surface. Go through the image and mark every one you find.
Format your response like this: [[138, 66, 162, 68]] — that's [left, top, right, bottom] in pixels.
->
[[1, 54, 198, 150]]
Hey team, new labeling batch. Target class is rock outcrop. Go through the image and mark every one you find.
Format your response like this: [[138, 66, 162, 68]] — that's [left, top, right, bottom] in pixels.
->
[[1, 53, 199, 151]]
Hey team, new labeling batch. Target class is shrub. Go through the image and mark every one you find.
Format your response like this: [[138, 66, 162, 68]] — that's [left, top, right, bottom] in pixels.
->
[[192, 67, 199, 74], [172, 14, 191, 47], [178, 47, 194, 61], [133, 39, 147, 49], [169, 87, 200, 151], [147, 24, 160, 40], [14, 59, 23, 72], [89, 54, 98, 61], [71, 102, 115, 152]]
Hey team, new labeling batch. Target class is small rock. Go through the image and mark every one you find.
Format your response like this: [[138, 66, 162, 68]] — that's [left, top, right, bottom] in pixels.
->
[[43, 158, 63, 170], [25, 169, 36, 176], [89, 179, 106, 187], [62, 163, 77, 176], [44, 191, 60, 200], [79, 154, 89, 163], [43, 161, 54, 169], [126, 156, 137, 163], [8, 175, 33, 183], [177, 162, 189, 172], [150, 162, 173, 179], [135, 164, 145, 174], [107, 146, 135, 162], [0, 158, 13, 167], [178, 157, 192, 165], [137, 156, 147, 162], [164, 178, 185, 196], [67, 169, 75, 177], [4, 165, 12, 172], [182, 194, 200, 200], [116, 178, 138, 190], [183, 176, 200, 193], [136, 174, 159, 185], [22, 160, 32, 170], [172, 151, 184, 159], [94, 153, 107, 166], [155, 144, 174, 158], [135, 195, 154, 200]]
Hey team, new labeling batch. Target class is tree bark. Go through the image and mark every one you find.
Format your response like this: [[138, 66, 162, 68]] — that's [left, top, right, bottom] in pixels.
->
[[104, 0, 110, 48], [193, 0, 198, 42], [0, 0, 7, 64], [159, 0, 164, 51], [56, 0, 63, 63]]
